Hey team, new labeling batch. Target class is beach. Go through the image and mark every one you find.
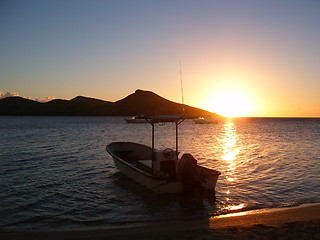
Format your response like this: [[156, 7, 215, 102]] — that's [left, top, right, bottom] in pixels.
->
[[1, 203, 319, 240]]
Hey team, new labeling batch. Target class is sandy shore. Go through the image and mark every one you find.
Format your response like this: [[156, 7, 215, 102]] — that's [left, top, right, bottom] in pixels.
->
[[1, 203, 320, 240]]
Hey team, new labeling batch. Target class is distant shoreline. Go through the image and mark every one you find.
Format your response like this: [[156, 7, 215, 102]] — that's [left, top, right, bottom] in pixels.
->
[[0, 90, 217, 117], [0, 115, 319, 119]]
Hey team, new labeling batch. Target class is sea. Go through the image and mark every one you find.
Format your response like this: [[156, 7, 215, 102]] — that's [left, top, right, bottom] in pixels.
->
[[0, 116, 319, 231]]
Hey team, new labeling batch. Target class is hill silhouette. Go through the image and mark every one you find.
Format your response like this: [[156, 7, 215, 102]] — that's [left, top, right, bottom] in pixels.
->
[[0, 89, 217, 117]]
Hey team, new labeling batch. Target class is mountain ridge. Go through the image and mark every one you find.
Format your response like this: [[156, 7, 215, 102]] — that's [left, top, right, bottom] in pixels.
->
[[0, 89, 217, 117]]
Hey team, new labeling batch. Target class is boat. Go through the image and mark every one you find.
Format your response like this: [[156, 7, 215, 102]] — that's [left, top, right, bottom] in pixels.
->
[[125, 116, 148, 123], [193, 117, 218, 124], [107, 115, 221, 194]]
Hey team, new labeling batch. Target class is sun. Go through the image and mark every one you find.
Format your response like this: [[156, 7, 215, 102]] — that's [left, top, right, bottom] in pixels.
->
[[204, 90, 252, 117]]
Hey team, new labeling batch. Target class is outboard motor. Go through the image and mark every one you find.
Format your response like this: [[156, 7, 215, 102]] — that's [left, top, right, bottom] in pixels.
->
[[179, 153, 199, 193]]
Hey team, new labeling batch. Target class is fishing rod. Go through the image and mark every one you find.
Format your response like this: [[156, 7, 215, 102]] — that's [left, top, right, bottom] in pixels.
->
[[179, 60, 185, 114]]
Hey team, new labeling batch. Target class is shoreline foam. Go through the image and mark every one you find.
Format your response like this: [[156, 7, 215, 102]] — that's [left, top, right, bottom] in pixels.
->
[[210, 202, 320, 228]]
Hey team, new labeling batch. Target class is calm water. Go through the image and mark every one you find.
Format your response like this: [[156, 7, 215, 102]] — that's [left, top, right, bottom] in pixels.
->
[[1, 116, 319, 231]]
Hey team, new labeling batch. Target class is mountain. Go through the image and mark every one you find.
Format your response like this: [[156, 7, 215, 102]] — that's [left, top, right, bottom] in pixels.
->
[[0, 89, 217, 117], [0, 97, 43, 115]]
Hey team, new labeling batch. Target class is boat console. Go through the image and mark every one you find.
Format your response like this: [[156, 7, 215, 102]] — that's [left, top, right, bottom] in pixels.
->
[[153, 149, 177, 180]]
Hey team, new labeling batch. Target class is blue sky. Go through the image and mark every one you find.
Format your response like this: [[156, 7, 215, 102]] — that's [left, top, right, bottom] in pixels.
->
[[1, 0, 320, 116]]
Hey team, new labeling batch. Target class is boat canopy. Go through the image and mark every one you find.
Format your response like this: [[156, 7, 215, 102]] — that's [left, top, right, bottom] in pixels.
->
[[136, 115, 187, 159]]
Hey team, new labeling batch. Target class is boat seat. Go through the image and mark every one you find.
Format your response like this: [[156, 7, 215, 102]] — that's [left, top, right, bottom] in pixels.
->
[[137, 160, 153, 174], [113, 150, 138, 163]]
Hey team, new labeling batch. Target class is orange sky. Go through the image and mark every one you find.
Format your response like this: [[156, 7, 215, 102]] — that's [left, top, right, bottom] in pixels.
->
[[1, 1, 319, 117]]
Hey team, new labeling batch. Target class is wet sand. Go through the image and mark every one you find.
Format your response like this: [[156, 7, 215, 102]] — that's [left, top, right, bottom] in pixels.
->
[[1, 203, 319, 240]]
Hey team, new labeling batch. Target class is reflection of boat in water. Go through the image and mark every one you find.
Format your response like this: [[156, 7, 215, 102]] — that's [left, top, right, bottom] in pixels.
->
[[107, 115, 221, 194], [193, 117, 218, 124], [125, 116, 148, 123]]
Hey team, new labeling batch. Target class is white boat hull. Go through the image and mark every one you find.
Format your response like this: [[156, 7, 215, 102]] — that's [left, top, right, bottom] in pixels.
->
[[125, 116, 148, 123], [107, 142, 220, 194], [193, 117, 218, 124], [113, 156, 184, 193]]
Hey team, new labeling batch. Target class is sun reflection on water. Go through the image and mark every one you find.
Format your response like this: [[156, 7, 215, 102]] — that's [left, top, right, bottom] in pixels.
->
[[227, 203, 246, 211], [216, 119, 247, 212], [220, 120, 239, 182]]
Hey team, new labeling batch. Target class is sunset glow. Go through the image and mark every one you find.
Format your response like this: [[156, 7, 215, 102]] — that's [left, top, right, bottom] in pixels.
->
[[203, 90, 253, 117]]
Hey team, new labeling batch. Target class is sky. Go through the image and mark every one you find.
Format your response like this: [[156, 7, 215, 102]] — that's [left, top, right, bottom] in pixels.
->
[[1, 0, 319, 117]]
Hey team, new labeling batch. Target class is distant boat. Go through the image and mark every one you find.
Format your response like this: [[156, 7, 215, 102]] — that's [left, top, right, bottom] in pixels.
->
[[193, 117, 218, 124], [124, 116, 148, 123], [107, 115, 221, 194]]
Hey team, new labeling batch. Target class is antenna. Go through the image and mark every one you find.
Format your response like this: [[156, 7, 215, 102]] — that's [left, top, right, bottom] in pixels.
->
[[179, 60, 185, 114]]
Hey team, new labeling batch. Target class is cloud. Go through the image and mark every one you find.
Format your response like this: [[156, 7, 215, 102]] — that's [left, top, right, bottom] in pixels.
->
[[0, 91, 19, 98], [0, 91, 55, 102], [35, 97, 56, 102]]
